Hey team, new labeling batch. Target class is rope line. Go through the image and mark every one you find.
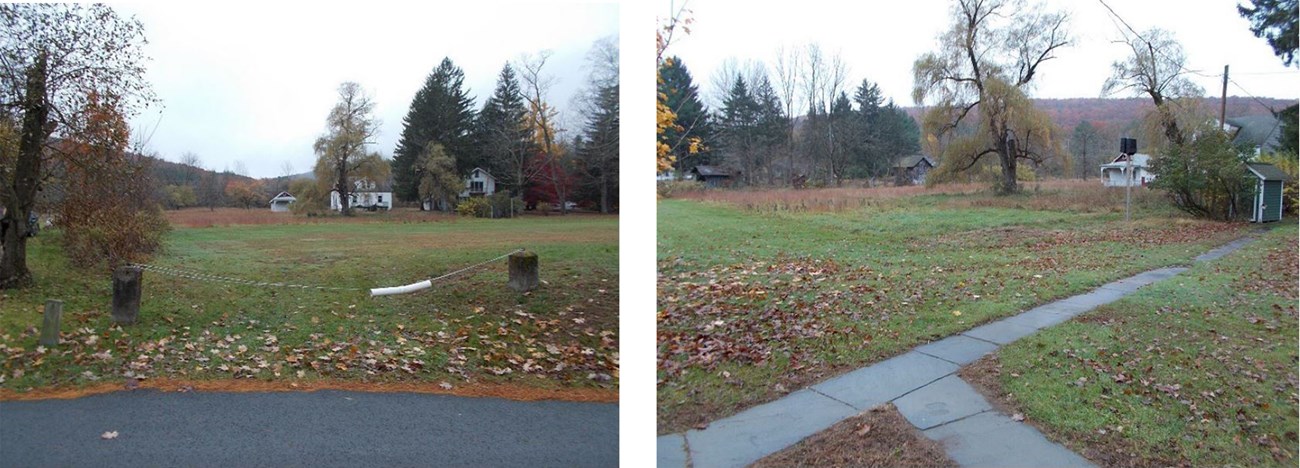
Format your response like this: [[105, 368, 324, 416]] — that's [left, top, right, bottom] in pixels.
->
[[126, 248, 524, 295]]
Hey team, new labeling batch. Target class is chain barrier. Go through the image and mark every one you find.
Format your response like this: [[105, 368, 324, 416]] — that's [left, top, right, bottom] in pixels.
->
[[126, 248, 524, 297]]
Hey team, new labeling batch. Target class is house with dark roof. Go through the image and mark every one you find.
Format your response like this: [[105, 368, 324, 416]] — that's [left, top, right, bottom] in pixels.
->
[[1225, 115, 1283, 155], [687, 165, 735, 187], [893, 155, 935, 185]]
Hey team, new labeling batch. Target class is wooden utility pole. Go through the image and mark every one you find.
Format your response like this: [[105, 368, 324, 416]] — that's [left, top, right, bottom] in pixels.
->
[[1220, 65, 1229, 130]]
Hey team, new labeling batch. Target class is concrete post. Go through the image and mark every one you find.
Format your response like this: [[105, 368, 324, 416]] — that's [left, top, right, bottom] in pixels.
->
[[112, 266, 142, 325], [507, 250, 539, 293], [39, 299, 62, 347]]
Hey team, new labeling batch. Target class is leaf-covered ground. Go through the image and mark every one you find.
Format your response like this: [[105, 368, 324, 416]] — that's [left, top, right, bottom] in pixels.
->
[[657, 191, 1251, 433], [963, 223, 1297, 467], [0, 215, 618, 396]]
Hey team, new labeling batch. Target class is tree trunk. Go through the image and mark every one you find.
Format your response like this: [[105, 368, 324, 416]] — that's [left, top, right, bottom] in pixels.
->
[[336, 165, 351, 216], [1, 51, 49, 289], [999, 150, 1018, 195], [599, 174, 608, 214]]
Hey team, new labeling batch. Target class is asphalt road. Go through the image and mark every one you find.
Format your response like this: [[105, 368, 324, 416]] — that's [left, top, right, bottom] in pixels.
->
[[0, 390, 617, 467]]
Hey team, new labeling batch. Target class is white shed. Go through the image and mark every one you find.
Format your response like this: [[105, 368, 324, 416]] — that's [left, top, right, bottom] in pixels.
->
[[269, 192, 296, 212], [1100, 153, 1155, 187]]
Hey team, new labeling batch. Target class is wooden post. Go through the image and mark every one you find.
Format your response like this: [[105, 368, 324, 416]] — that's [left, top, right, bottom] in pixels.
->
[[507, 250, 539, 293], [39, 299, 62, 347], [112, 266, 142, 325]]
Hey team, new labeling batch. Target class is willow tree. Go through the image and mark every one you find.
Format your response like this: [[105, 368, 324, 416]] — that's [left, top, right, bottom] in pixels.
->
[[0, 4, 155, 288], [313, 82, 388, 216], [1101, 28, 1205, 151], [912, 0, 1069, 194]]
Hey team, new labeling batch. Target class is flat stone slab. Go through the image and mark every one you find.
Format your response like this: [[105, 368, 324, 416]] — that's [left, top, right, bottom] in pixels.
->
[[961, 319, 1039, 345], [811, 351, 959, 410], [924, 411, 1096, 468], [894, 375, 993, 430], [1195, 237, 1254, 262], [657, 434, 687, 468], [686, 389, 856, 468], [1057, 287, 1129, 309], [915, 335, 1000, 365], [1003, 303, 1077, 330]]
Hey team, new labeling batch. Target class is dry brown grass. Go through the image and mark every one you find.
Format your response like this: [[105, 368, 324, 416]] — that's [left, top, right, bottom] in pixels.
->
[[164, 207, 459, 228], [670, 179, 1169, 215]]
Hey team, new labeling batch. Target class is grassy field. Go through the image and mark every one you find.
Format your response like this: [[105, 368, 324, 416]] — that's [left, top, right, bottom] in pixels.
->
[[965, 223, 1297, 467], [657, 182, 1254, 433], [0, 210, 617, 395]]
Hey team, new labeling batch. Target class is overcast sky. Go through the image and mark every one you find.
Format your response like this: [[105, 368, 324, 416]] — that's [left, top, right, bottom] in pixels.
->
[[666, 0, 1298, 110], [118, 2, 619, 178]]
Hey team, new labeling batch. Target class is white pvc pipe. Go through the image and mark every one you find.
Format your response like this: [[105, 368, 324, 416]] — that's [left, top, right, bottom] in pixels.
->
[[369, 279, 432, 297]]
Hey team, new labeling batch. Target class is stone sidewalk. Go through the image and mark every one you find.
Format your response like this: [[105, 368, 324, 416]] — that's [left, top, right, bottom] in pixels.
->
[[659, 236, 1259, 468]]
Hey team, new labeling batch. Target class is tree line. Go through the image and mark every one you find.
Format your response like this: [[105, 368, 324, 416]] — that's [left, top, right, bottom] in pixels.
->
[[660, 47, 921, 187], [290, 38, 621, 217]]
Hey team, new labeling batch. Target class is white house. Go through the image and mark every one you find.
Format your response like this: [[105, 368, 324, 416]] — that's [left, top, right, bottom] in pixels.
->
[[268, 192, 296, 212], [1100, 153, 1155, 187], [329, 178, 393, 211], [421, 168, 498, 211], [459, 167, 496, 199]]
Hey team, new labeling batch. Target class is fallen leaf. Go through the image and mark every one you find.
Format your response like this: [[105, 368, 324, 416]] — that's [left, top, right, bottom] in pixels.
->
[[439, 381, 453, 390], [101, 431, 119, 440], [952, 310, 962, 317], [855, 424, 873, 436], [1011, 413, 1026, 422]]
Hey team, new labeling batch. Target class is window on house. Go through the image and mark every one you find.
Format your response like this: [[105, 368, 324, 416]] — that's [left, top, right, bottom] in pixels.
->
[[378, 195, 384, 203], [471, 181, 484, 192]]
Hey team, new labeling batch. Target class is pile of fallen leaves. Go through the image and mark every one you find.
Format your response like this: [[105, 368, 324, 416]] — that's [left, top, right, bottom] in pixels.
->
[[1, 305, 617, 390]]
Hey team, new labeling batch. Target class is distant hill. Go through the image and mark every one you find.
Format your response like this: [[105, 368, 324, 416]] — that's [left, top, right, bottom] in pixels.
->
[[901, 96, 1295, 133]]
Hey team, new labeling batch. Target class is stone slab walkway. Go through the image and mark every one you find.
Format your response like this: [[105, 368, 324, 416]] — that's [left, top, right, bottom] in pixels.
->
[[658, 236, 1260, 468]]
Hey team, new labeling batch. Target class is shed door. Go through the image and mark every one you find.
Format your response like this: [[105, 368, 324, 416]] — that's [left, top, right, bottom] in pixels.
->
[[1263, 180, 1283, 222]]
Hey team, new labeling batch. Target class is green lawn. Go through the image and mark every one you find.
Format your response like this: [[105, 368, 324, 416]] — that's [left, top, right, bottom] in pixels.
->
[[983, 223, 1297, 467], [657, 189, 1253, 433], [0, 214, 618, 392]]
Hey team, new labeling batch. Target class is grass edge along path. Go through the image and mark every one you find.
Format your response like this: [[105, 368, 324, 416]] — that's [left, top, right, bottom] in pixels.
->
[[657, 229, 1271, 468], [658, 197, 1250, 433], [963, 224, 1297, 467]]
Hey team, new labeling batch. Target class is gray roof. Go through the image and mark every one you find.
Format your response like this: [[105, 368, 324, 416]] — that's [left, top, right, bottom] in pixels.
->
[[691, 165, 732, 177], [1227, 115, 1283, 152], [1247, 162, 1290, 181], [894, 155, 935, 169]]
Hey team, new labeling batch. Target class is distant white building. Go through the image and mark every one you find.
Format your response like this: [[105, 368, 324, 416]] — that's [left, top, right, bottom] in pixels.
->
[[268, 191, 296, 212], [330, 178, 393, 211], [1100, 153, 1155, 187], [422, 168, 498, 211], [460, 167, 496, 199]]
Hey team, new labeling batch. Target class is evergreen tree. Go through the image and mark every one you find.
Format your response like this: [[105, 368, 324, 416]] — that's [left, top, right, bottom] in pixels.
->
[[392, 58, 475, 203], [575, 83, 619, 213], [658, 56, 713, 171], [716, 76, 760, 184], [473, 63, 533, 196]]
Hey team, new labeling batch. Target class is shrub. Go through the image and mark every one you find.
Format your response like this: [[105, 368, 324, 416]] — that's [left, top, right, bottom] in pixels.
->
[[456, 197, 490, 217], [1149, 127, 1253, 220], [57, 92, 171, 269]]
